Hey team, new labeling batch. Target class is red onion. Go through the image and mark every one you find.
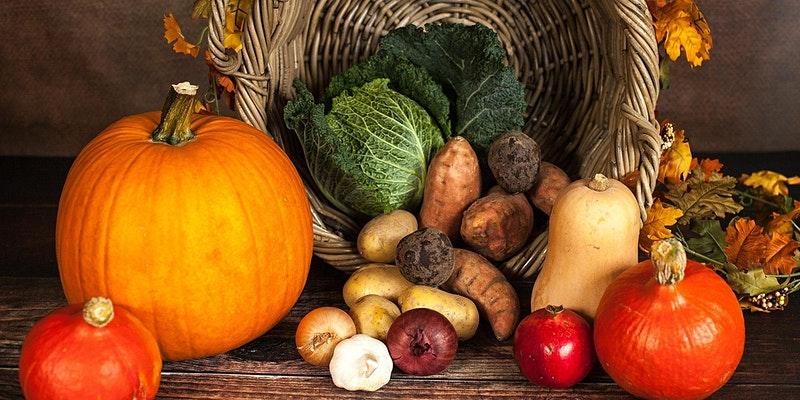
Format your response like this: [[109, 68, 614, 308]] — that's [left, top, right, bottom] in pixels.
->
[[386, 308, 458, 375]]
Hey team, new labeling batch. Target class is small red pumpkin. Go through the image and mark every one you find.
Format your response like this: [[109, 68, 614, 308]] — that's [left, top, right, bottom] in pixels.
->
[[594, 238, 745, 400], [19, 297, 162, 399]]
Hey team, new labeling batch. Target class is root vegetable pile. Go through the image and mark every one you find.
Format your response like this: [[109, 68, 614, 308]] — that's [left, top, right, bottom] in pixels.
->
[[283, 24, 661, 395]]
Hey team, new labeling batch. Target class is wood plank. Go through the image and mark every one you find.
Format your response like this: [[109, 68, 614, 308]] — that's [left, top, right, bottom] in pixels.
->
[[2, 367, 799, 399], [2, 275, 798, 387]]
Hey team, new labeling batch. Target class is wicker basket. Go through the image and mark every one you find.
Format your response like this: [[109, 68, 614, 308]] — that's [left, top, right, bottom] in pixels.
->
[[207, 0, 662, 278]]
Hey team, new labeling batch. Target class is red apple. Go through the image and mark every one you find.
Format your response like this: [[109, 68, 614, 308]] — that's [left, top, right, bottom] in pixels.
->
[[513, 305, 594, 388]]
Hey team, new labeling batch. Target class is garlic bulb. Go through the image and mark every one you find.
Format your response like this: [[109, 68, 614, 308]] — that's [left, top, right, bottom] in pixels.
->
[[329, 334, 392, 391]]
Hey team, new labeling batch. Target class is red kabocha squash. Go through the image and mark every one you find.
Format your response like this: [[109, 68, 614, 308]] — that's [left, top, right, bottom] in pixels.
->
[[594, 238, 745, 400], [56, 82, 313, 360], [19, 297, 162, 399]]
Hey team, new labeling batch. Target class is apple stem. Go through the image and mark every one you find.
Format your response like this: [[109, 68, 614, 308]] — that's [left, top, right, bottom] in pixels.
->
[[545, 305, 564, 315]]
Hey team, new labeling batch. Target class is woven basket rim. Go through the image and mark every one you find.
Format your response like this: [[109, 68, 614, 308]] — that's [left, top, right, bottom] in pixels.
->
[[207, 0, 662, 277]]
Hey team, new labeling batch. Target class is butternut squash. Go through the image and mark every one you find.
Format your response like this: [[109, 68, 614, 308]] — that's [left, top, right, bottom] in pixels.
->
[[531, 174, 640, 319]]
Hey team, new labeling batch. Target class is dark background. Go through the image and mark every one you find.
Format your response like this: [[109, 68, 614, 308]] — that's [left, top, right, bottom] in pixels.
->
[[0, 0, 798, 155]]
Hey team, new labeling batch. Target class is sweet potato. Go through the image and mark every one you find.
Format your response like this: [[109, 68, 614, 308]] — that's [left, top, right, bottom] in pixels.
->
[[443, 249, 520, 341], [526, 162, 571, 215], [419, 137, 481, 241], [460, 191, 533, 261]]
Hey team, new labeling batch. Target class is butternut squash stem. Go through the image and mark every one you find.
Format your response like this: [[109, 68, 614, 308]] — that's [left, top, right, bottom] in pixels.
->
[[151, 82, 199, 145], [651, 238, 687, 285], [83, 297, 115, 328], [587, 174, 609, 191]]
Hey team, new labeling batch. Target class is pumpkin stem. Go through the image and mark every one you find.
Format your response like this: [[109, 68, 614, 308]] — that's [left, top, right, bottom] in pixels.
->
[[587, 173, 609, 191], [83, 297, 115, 328], [151, 82, 198, 145], [651, 238, 687, 285]]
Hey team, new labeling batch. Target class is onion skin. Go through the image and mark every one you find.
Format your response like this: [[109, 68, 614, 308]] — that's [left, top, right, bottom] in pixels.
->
[[594, 240, 745, 400], [386, 308, 458, 376], [513, 305, 594, 388], [295, 307, 357, 367]]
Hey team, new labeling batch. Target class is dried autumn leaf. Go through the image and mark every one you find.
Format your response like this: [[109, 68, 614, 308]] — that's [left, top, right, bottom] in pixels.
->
[[767, 201, 800, 236], [640, 199, 684, 251], [224, 12, 243, 52], [652, 0, 712, 67], [203, 50, 236, 95], [725, 218, 769, 271], [665, 173, 742, 224], [727, 268, 782, 296], [690, 158, 723, 181], [193, 101, 207, 114], [163, 14, 199, 58], [192, 0, 212, 19], [217, 75, 235, 93], [222, 0, 252, 52], [685, 219, 728, 266], [646, 0, 669, 15], [764, 233, 800, 275], [621, 169, 640, 191], [658, 126, 692, 184], [740, 170, 800, 197]]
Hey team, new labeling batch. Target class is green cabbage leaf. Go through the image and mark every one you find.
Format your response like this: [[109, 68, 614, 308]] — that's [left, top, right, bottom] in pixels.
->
[[325, 52, 452, 138], [284, 78, 443, 217], [379, 24, 526, 156]]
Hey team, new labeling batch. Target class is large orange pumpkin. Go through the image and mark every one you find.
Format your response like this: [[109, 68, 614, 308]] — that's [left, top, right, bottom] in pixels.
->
[[56, 83, 313, 360]]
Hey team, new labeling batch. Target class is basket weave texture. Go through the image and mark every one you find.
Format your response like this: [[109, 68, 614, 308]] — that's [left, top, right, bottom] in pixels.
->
[[207, 0, 662, 278]]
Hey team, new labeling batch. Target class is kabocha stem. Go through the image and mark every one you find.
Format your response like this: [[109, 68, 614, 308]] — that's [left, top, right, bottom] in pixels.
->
[[151, 82, 199, 145], [651, 238, 687, 285], [83, 297, 115, 328], [587, 174, 609, 191]]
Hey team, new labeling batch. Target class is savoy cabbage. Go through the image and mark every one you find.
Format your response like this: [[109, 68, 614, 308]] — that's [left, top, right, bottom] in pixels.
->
[[284, 78, 443, 217]]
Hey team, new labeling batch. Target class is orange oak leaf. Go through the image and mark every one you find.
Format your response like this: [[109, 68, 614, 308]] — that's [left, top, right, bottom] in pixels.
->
[[640, 199, 684, 251], [164, 14, 199, 58], [222, 0, 252, 52], [658, 124, 692, 184], [223, 12, 243, 52], [740, 170, 800, 197], [764, 233, 800, 275], [217, 75, 235, 93], [767, 201, 800, 236], [621, 169, 640, 191], [690, 158, 723, 181], [203, 50, 236, 94], [652, 0, 712, 67], [725, 218, 769, 271], [646, 0, 669, 15], [192, 0, 212, 19]]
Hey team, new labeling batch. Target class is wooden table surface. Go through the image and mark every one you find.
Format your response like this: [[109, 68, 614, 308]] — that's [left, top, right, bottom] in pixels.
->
[[2, 156, 799, 399]]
